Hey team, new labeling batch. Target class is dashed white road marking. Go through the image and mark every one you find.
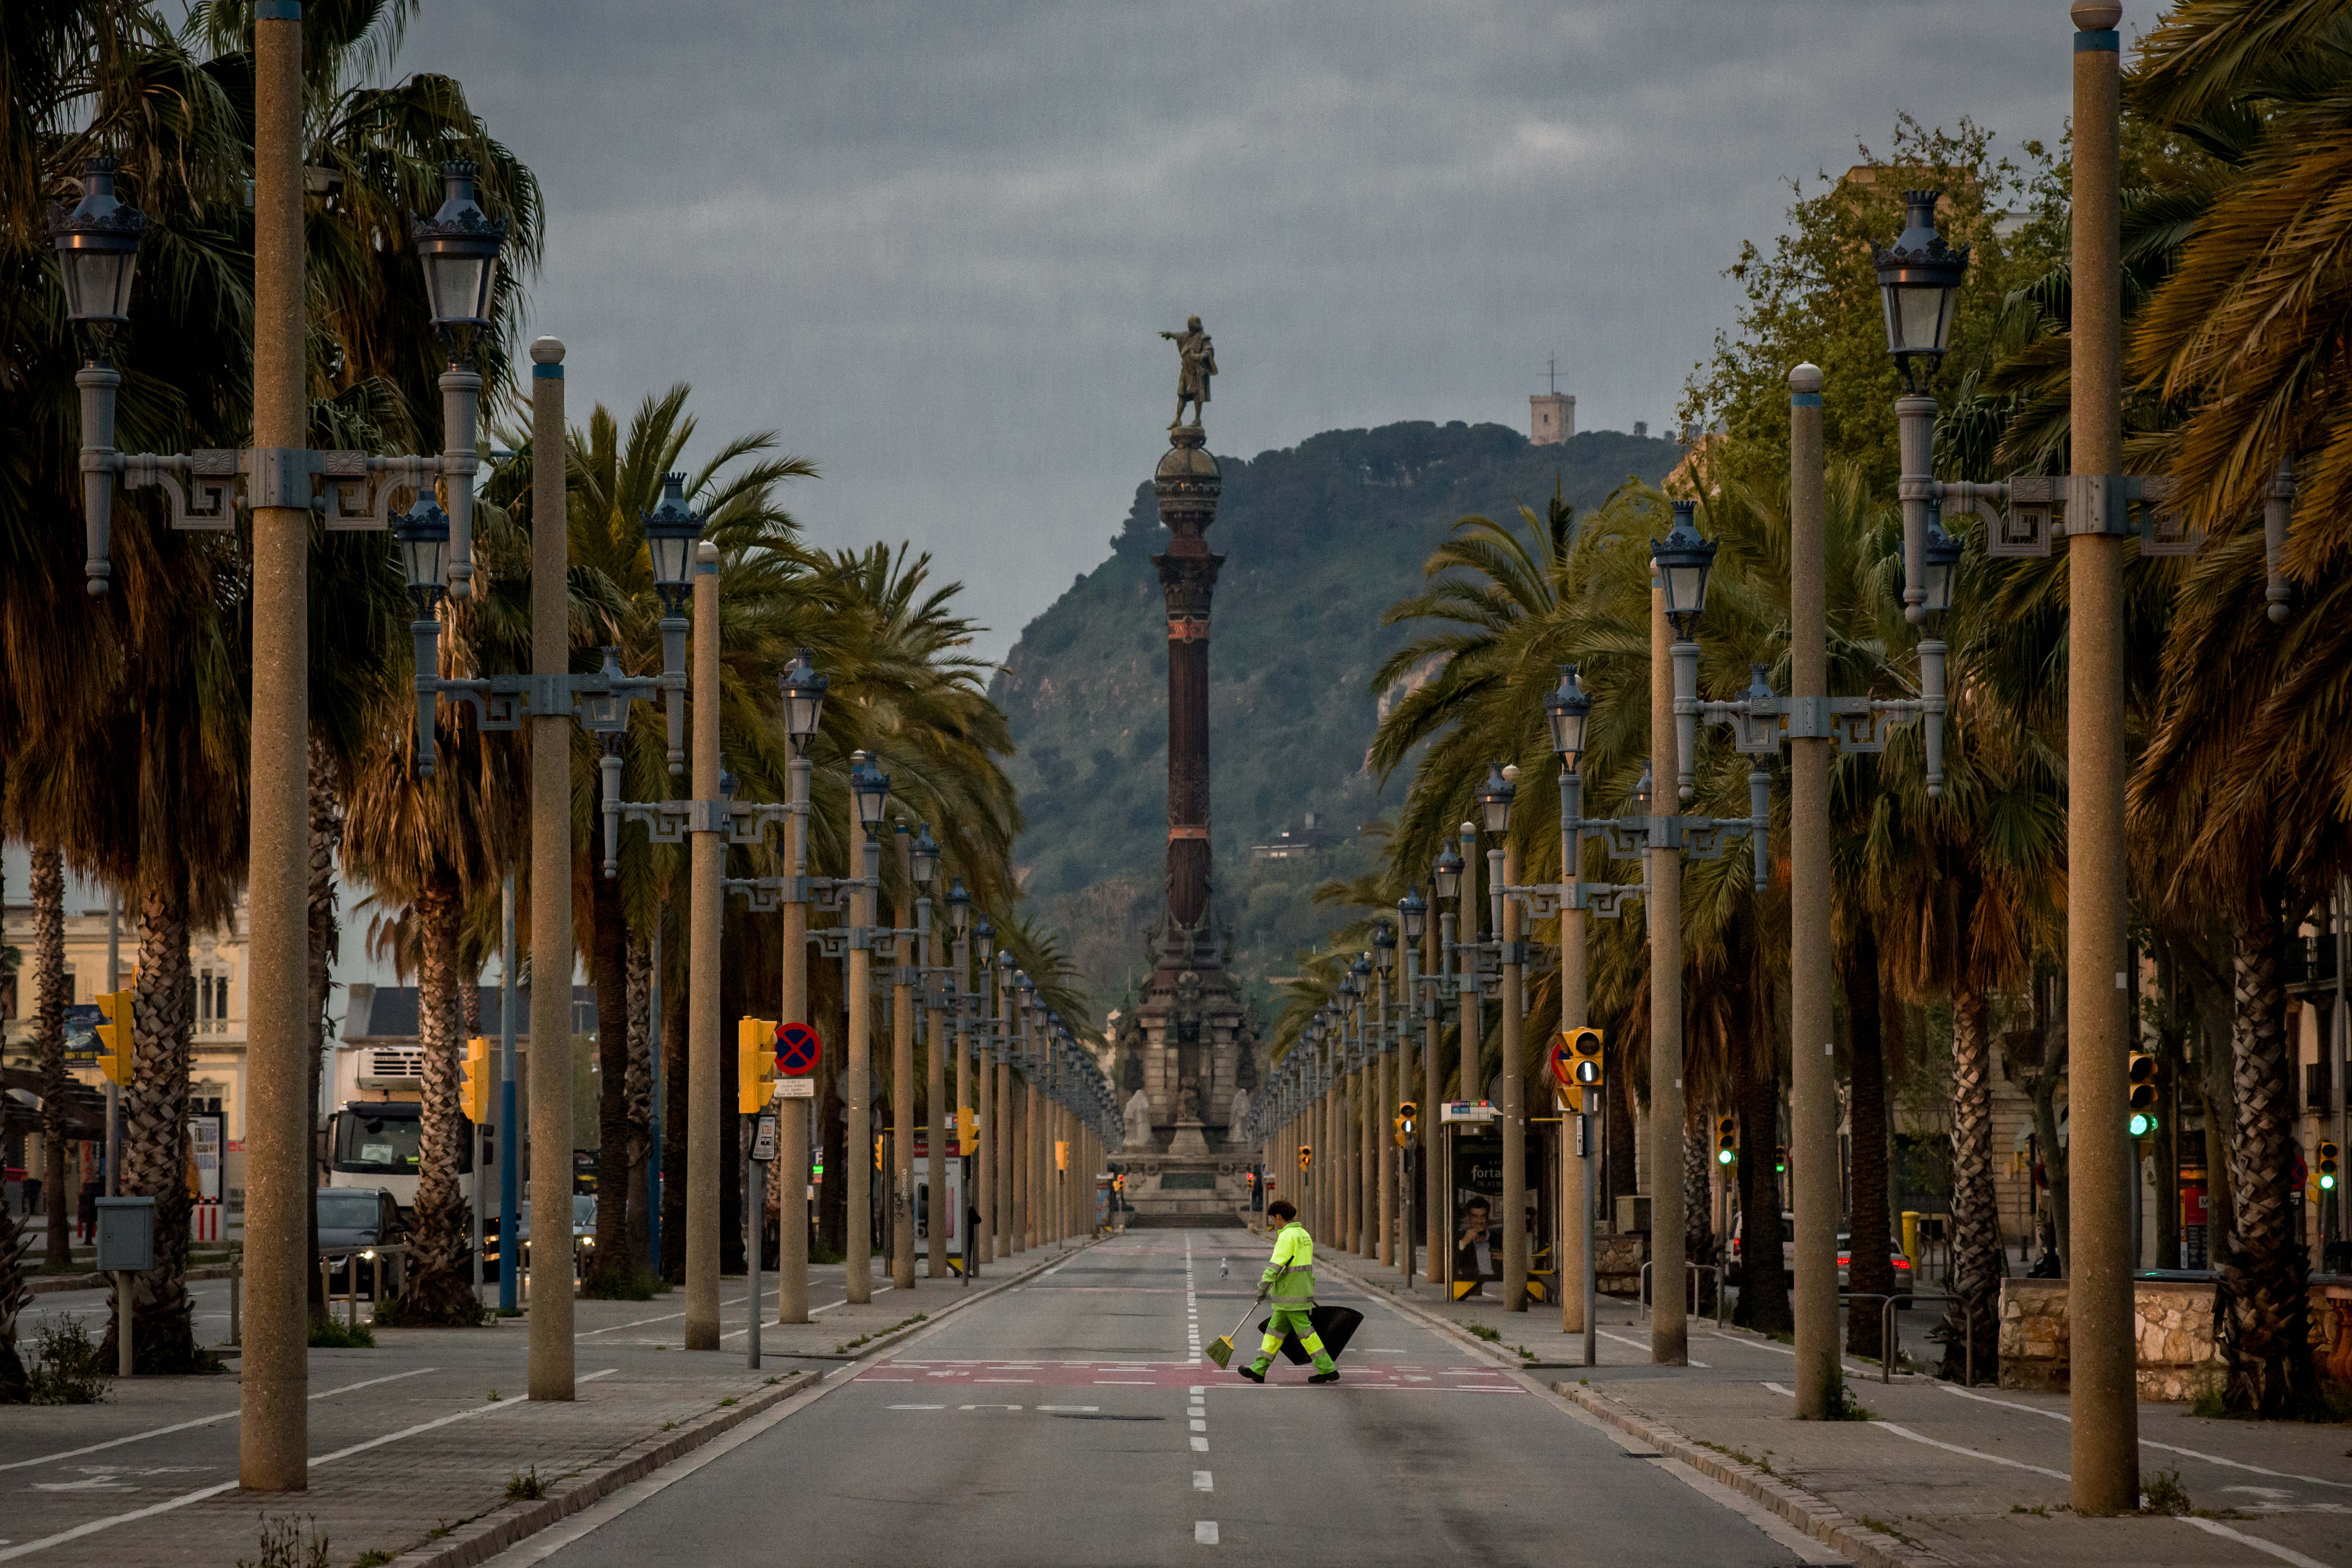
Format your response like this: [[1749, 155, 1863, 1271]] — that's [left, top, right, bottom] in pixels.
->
[[1194, 1520, 1219, 1545], [1194, 1470, 1214, 1491], [1190, 1435, 1208, 1452], [1874, 1420, 2069, 1480]]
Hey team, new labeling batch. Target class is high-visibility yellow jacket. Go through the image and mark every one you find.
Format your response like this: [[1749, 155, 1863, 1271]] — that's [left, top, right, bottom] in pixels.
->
[[1260, 1221, 1316, 1303]]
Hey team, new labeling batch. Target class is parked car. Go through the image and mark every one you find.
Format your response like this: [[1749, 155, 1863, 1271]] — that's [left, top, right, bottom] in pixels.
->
[[1729, 1212, 1913, 1293], [317, 1186, 406, 1298]]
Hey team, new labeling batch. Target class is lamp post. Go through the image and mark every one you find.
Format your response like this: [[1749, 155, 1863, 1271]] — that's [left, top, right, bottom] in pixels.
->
[[54, 125, 521, 1483], [1397, 891, 1426, 1286], [778, 652, 826, 1321], [1374, 923, 1397, 1266], [843, 756, 890, 1300], [1475, 765, 1533, 1308]]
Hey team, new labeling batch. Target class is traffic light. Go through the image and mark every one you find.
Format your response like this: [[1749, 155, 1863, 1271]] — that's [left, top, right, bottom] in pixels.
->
[[1112, 1172, 1126, 1194], [1394, 1100, 1419, 1148], [2128, 1050, 2159, 1136], [1558, 1027, 1603, 1112], [1056, 1140, 1069, 1172], [957, 1107, 978, 1152], [460, 1036, 491, 1123], [1298, 1144, 1313, 1172], [2322, 1140, 2340, 1193], [1245, 1170, 1257, 1189], [94, 987, 134, 1087], [874, 1135, 885, 1171], [738, 1017, 778, 1113], [1774, 1145, 1788, 1175], [1715, 1115, 1737, 1166]]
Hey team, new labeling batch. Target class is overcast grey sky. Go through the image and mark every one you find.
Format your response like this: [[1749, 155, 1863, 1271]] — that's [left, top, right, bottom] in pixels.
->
[[397, 0, 2085, 663]]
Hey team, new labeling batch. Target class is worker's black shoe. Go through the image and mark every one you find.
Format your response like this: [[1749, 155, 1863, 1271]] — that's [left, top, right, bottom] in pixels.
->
[[1235, 1365, 1265, 1384], [1309, 1369, 1340, 1384]]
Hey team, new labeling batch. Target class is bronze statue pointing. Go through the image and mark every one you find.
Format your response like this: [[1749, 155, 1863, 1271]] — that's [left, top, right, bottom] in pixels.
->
[[1160, 315, 1216, 429]]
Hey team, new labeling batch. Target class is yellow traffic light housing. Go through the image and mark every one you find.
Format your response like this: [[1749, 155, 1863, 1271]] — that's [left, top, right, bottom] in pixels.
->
[[1298, 1144, 1313, 1172], [2128, 1051, 2158, 1111], [1055, 1140, 1069, 1172], [2322, 1139, 2340, 1193], [956, 1107, 977, 1152], [1394, 1099, 1420, 1148], [1715, 1114, 1737, 1166], [460, 1036, 491, 1123], [738, 1017, 778, 1114], [94, 987, 134, 1087]]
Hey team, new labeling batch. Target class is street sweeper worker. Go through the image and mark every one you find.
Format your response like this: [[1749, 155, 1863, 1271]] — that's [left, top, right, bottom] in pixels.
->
[[1238, 1199, 1338, 1384]]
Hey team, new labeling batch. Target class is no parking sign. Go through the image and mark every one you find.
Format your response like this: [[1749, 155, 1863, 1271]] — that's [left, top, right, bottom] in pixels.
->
[[774, 1020, 822, 1077]]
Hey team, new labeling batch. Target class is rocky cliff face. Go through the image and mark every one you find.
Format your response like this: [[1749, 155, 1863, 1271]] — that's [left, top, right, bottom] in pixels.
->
[[992, 418, 1680, 1017]]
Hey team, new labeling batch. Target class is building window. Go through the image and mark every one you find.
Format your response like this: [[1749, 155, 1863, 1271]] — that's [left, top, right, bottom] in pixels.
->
[[198, 968, 231, 1035]]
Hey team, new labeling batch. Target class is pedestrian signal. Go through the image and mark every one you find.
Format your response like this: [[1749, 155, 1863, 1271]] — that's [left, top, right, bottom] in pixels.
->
[[2322, 1140, 2340, 1193], [460, 1036, 491, 1122], [738, 1017, 779, 1113], [1715, 1115, 1736, 1166], [1298, 1145, 1313, 1171], [94, 988, 134, 1087]]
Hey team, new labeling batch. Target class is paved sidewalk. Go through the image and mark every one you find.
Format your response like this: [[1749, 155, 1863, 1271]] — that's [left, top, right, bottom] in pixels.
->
[[3, 1237, 1096, 1567], [1320, 1249, 2352, 1567]]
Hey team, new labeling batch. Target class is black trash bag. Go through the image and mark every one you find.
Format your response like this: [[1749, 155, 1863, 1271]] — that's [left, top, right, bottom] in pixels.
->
[[1255, 1305, 1364, 1365]]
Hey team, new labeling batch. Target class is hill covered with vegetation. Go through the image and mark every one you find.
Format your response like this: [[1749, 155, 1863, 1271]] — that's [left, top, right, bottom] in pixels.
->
[[991, 418, 1681, 1015]]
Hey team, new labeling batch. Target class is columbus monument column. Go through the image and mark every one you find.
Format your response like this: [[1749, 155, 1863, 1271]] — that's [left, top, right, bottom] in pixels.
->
[[1116, 318, 1259, 1226]]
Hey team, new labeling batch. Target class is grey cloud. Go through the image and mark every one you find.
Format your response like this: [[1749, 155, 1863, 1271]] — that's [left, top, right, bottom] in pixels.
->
[[403, 0, 2078, 659]]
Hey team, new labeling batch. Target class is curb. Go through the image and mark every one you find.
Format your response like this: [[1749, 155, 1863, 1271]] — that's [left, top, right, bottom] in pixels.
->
[[31, 1262, 234, 1296], [379, 1369, 820, 1568], [379, 1236, 1104, 1568], [1557, 1383, 1943, 1568]]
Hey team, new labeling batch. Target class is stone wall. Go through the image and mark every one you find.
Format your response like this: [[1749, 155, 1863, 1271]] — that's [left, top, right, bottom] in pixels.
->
[[1597, 1230, 1645, 1297], [2000, 1277, 2350, 1401]]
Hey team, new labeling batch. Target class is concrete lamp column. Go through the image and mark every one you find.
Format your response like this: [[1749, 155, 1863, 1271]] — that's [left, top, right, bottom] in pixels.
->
[[683, 541, 724, 1349], [1649, 573, 1688, 1367]]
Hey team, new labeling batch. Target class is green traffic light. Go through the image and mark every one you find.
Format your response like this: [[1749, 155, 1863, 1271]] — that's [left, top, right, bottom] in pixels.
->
[[2128, 1112, 2157, 1137], [1716, 1148, 1734, 1165], [2324, 1172, 2338, 1191]]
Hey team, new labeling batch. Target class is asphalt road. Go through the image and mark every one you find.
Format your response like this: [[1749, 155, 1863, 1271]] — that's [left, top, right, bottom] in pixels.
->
[[497, 1230, 1831, 1567]]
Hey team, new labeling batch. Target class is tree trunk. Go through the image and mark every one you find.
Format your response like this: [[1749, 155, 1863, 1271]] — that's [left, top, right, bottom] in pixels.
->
[[2181, 929, 2238, 1255], [1843, 922, 1895, 1362], [306, 740, 343, 1320], [1606, 1038, 1637, 1216], [1941, 989, 1998, 1383], [31, 844, 71, 1274], [397, 877, 477, 1323], [0, 1179, 28, 1400], [585, 871, 631, 1293], [1684, 1099, 1713, 1313], [624, 935, 653, 1274], [659, 912, 689, 1284], [1733, 984, 1791, 1334], [2217, 880, 2317, 1417], [102, 831, 198, 1371]]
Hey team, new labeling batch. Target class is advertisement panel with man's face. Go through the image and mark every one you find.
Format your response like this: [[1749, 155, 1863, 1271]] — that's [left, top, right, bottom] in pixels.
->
[[1449, 1133, 1507, 1294]]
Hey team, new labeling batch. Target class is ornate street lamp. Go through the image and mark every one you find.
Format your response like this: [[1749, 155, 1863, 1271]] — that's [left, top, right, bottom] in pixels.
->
[[643, 472, 703, 613], [1372, 921, 1396, 975], [48, 158, 144, 330], [781, 648, 827, 756], [412, 161, 507, 340], [1433, 844, 1463, 904], [1398, 887, 1427, 945], [947, 877, 971, 937], [912, 823, 939, 890], [1545, 666, 1591, 772], [1650, 499, 1719, 637], [975, 915, 996, 965], [852, 758, 892, 833], [393, 499, 451, 614], [1477, 762, 1516, 836], [1871, 190, 1969, 391]]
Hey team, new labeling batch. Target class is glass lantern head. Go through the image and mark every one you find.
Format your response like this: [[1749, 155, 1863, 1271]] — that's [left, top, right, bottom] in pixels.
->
[[1544, 665, 1592, 771], [1398, 887, 1428, 943], [1477, 761, 1517, 836], [412, 161, 507, 344], [779, 648, 827, 755], [391, 499, 451, 613], [48, 158, 145, 330], [1872, 189, 1970, 388], [641, 471, 704, 614], [1650, 500, 1718, 636]]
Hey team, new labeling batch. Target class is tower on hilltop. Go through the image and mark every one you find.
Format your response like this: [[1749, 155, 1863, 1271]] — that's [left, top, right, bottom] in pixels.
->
[[1531, 355, 1575, 446]]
